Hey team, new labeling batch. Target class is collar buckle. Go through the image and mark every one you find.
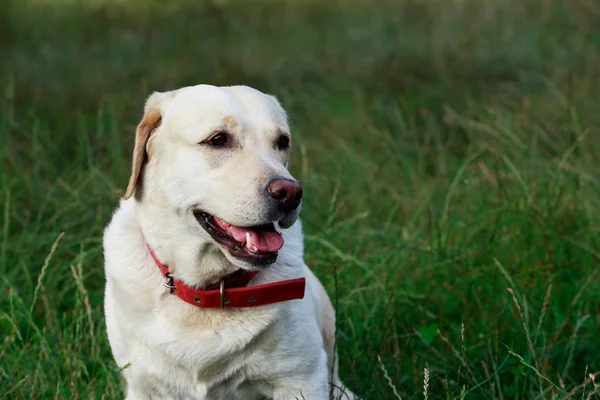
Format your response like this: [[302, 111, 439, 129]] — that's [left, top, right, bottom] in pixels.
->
[[219, 279, 230, 309], [163, 273, 176, 293]]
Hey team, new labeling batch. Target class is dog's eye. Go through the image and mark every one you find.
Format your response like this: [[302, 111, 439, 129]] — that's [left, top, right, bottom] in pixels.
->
[[276, 135, 290, 150], [205, 133, 229, 147]]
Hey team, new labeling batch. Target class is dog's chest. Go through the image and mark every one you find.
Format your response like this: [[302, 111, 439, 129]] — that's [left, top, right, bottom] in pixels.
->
[[144, 346, 275, 400], [199, 373, 272, 400], [136, 306, 283, 399], [139, 367, 271, 400]]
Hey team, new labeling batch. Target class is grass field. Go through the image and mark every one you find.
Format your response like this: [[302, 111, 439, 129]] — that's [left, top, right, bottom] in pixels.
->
[[2, 0, 600, 398]]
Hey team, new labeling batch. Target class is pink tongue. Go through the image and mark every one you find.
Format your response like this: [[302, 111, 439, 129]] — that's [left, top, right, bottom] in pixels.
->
[[214, 217, 284, 252]]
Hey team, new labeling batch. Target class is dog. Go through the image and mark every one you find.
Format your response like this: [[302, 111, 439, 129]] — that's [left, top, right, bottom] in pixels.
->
[[103, 84, 356, 399]]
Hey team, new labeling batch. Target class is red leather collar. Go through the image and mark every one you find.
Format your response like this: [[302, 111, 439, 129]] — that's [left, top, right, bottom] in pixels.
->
[[147, 244, 306, 308]]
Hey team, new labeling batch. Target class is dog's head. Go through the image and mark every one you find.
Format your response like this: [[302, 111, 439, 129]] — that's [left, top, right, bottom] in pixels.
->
[[125, 85, 301, 270]]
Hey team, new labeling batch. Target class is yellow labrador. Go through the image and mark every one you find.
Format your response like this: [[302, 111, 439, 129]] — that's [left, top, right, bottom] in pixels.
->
[[103, 84, 356, 399]]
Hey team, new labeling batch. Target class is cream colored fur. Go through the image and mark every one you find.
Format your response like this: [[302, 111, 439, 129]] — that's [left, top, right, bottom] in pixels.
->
[[103, 84, 356, 399]]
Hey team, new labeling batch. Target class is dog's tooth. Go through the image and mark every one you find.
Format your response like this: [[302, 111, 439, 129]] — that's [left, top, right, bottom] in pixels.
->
[[251, 245, 258, 252], [246, 232, 253, 249]]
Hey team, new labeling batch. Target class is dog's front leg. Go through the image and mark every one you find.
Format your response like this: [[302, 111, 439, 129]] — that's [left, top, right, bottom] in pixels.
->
[[273, 383, 329, 400], [272, 367, 330, 400]]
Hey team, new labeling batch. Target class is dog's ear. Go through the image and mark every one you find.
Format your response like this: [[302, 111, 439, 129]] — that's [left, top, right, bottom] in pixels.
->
[[124, 91, 173, 199]]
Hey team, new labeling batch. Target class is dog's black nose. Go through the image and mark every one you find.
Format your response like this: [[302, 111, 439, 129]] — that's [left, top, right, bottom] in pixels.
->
[[267, 179, 303, 212]]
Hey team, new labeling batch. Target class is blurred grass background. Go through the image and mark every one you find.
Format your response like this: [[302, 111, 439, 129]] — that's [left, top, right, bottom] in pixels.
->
[[1, 0, 600, 398]]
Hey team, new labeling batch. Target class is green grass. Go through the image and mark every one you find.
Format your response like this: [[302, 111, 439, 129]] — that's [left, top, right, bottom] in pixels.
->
[[2, 0, 600, 398]]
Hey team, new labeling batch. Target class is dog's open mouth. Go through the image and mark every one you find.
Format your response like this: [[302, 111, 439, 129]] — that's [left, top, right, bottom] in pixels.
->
[[193, 210, 284, 266]]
